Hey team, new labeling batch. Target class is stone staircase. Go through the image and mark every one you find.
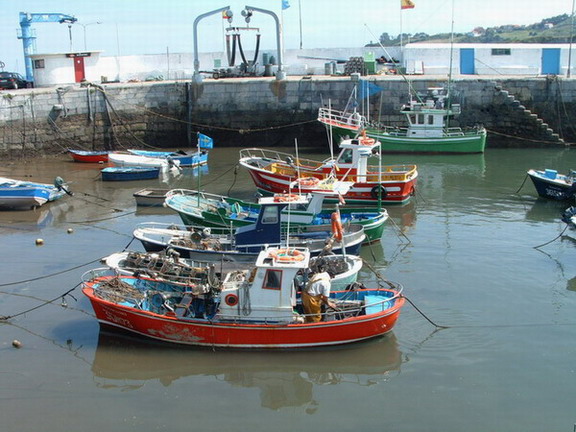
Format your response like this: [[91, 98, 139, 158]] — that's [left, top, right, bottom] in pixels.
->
[[493, 84, 565, 145]]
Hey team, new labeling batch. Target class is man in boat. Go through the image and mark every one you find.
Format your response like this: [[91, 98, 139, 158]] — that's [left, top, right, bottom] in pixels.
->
[[302, 264, 336, 323]]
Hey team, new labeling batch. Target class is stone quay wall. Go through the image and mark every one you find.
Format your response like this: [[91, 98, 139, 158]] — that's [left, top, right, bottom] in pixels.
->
[[0, 75, 574, 155]]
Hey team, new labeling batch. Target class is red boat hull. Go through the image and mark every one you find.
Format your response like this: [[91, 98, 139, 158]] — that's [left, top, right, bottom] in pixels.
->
[[83, 287, 404, 349], [245, 166, 416, 205], [68, 150, 109, 163]]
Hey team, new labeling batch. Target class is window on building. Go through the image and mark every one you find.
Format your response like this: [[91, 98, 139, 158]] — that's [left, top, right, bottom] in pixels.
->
[[263, 269, 282, 290], [491, 48, 511, 56], [33, 59, 45, 69]]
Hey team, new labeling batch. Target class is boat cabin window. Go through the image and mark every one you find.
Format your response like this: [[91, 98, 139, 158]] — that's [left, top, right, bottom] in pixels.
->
[[338, 149, 353, 164], [408, 114, 416, 125], [417, 114, 424, 124], [428, 115, 434, 125], [261, 206, 279, 224], [262, 269, 282, 290]]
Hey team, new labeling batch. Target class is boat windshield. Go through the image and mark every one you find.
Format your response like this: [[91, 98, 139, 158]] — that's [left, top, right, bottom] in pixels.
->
[[338, 149, 353, 164]]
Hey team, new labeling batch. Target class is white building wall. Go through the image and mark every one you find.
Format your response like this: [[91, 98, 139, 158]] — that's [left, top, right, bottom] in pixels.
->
[[29, 52, 104, 87]]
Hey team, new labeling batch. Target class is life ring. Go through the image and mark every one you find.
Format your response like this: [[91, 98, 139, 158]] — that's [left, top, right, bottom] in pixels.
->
[[331, 212, 344, 242], [371, 185, 387, 200], [268, 248, 305, 262], [296, 177, 320, 186], [273, 193, 299, 202], [359, 130, 375, 146], [224, 293, 239, 307]]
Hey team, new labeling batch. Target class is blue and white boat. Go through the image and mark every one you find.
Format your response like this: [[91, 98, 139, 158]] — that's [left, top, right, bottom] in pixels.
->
[[527, 169, 576, 200], [127, 133, 213, 168], [0, 177, 69, 209], [128, 149, 208, 168], [101, 167, 160, 181]]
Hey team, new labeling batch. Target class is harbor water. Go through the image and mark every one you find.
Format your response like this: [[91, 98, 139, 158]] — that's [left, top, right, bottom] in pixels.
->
[[1, 145, 575, 432]]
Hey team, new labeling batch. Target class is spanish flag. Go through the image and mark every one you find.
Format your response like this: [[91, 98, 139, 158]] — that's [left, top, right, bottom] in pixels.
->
[[401, 0, 415, 9]]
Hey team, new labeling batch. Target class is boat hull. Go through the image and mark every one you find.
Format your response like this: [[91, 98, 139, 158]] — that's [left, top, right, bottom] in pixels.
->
[[101, 167, 160, 181], [0, 178, 65, 209], [133, 188, 171, 206], [83, 287, 404, 348], [527, 169, 576, 200], [325, 123, 486, 154], [68, 149, 109, 163]]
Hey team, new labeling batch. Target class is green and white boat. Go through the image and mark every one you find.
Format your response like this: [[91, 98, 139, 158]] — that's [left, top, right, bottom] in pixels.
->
[[318, 87, 486, 154], [164, 188, 388, 243]]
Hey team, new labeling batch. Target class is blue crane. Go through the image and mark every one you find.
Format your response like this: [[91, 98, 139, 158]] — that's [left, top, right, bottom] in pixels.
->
[[18, 12, 77, 82]]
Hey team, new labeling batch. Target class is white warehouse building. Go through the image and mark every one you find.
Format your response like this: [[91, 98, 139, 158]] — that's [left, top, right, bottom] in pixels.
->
[[402, 43, 573, 76]]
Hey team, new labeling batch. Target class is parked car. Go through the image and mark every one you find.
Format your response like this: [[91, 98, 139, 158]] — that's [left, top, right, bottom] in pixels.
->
[[0, 72, 32, 90]]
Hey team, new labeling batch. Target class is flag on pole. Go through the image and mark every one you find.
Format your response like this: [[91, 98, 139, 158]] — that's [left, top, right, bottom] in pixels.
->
[[282, 0, 290, 10], [198, 133, 213, 149], [401, 0, 415, 9], [358, 79, 383, 100]]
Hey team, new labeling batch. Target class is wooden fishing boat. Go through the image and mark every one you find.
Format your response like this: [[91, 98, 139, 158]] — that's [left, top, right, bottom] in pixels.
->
[[0, 176, 70, 210], [128, 149, 208, 168], [164, 188, 388, 242], [103, 248, 363, 291], [68, 149, 109, 163], [82, 246, 405, 348], [133, 188, 171, 206], [527, 169, 576, 200], [319, 87, 486, 154], [101, 167, 160, 181], [238, 136, 418, 205]]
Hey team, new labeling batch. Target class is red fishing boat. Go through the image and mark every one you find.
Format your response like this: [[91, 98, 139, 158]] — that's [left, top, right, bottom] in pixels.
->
[[82, 247, 405, 349], [238, 135, 418, 205], [68, 149, 109, 163]]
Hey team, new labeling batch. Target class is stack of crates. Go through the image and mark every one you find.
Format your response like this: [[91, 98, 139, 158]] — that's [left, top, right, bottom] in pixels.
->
[[344, 57, 365, 75]]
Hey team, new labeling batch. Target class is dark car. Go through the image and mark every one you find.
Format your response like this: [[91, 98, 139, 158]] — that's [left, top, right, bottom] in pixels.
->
[[0, 72, 32, 90]]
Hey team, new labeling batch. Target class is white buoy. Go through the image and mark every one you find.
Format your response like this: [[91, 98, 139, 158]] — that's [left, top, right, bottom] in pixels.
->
[[12, 340, 22, 349], [35, 238, 44, 246], [67, 228, 74, 234]]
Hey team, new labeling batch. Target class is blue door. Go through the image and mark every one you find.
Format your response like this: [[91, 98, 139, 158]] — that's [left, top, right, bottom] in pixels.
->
[[460, 48, 475, 74], [541, 48, 561, 75]]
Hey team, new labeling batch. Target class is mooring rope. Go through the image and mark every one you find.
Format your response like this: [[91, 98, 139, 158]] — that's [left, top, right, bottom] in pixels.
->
[[515, 173, 529, 194], [534, 224, 570, 249], [0, 284, 81, 321]]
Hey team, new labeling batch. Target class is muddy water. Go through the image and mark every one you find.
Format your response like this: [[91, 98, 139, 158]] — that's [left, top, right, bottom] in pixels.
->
[[1, 146, 575, 432]]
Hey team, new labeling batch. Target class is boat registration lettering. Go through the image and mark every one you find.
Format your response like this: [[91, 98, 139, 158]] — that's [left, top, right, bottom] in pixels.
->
[[102, 307, 134, 329]]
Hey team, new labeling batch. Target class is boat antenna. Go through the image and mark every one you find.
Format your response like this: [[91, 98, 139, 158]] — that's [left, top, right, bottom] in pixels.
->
[[363, 24, 423, 104]]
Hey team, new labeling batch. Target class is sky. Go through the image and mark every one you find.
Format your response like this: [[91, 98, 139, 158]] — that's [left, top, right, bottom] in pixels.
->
[[0, 0, 574, 74]]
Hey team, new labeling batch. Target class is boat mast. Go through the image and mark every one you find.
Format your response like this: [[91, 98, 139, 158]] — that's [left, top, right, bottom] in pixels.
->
[[446, 0, 456, 129]]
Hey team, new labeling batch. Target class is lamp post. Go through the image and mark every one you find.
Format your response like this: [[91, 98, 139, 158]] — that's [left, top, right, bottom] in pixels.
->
[[79, 22, 102, 51]]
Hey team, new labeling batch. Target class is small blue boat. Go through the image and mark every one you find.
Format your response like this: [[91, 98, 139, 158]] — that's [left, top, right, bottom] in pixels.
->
[[101, 167, 160, 181], [0, 176, 70, 209], [128, 149, 208, 168], [527, 169, 576, 200]]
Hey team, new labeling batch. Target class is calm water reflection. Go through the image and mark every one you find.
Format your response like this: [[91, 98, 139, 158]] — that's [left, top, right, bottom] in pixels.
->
[[1, 146, 576, 431]]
